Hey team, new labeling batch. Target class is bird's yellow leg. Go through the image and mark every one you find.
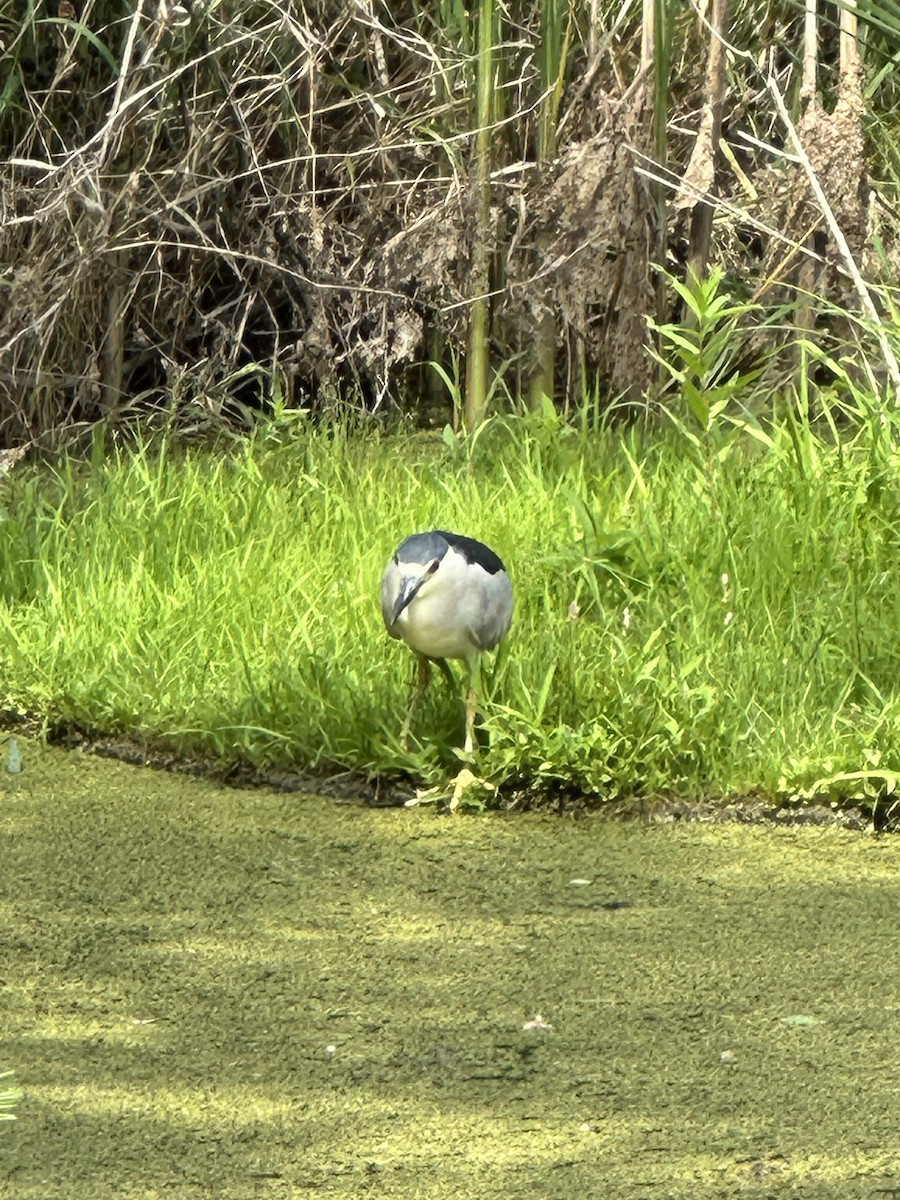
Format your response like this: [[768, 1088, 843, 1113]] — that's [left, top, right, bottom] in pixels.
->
[[462, 654, 482, 755], [400, 654, 431, 750], [405, 654, 497, 810], [463, 686, 477, 755]]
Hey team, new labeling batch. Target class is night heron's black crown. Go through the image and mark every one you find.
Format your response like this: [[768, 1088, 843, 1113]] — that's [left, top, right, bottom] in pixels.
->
[[395, 530, 506, 575]]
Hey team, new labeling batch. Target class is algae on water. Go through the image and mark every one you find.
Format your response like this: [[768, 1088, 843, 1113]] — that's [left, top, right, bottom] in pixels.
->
[[2, 741, 899, 1198]]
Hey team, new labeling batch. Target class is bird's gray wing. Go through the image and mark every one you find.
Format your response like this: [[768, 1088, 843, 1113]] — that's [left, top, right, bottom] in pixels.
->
[[469, 568, 514, 651]]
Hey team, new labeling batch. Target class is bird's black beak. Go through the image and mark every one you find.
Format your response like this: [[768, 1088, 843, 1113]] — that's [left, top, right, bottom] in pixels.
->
[[392, 575, 423, 625]]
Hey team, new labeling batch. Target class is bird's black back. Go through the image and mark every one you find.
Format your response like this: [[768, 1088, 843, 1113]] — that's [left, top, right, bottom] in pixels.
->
[[435, 530, 506, 575]]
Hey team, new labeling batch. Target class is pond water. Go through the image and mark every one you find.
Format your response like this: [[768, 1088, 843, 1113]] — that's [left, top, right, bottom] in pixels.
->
[[2, 742, 898, 1198]]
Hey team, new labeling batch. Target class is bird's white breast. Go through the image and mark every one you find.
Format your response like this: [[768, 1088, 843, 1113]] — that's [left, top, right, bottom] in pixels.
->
[[390, 547, 512, 662]]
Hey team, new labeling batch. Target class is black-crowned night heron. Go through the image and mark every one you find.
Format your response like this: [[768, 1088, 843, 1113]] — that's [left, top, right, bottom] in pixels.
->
[[381, 530, 513, 755]]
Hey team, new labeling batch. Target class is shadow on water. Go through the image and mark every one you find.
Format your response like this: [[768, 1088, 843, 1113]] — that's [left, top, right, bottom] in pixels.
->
[[2, 742, 899, 1198]]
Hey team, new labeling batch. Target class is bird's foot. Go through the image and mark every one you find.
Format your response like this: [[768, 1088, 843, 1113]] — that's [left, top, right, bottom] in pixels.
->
[[406, 767, 497, 812]]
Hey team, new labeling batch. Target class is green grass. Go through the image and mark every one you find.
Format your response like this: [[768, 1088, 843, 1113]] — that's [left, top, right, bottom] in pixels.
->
[[2, 407, 900, 808]]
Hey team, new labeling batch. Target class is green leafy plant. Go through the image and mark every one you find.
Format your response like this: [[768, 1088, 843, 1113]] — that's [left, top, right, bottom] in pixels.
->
[[648, 268, 770, 456]]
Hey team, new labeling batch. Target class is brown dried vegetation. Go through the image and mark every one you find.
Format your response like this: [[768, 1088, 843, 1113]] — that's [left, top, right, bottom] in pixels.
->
[[0, 1, 884, 442]]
